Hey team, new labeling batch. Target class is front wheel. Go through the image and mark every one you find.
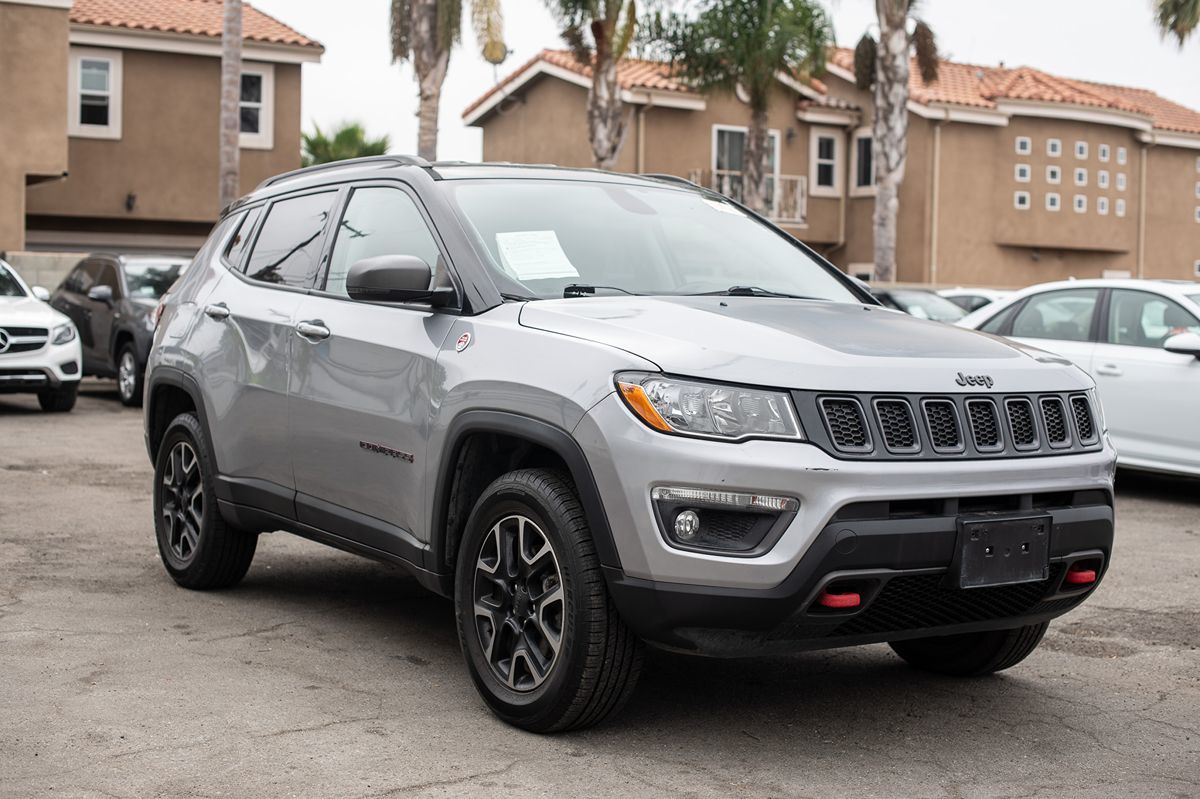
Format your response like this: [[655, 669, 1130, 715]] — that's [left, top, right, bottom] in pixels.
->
[[37, 382, 78, 412], [454, 469, 642, 733], [889, 621, 1049, 676]]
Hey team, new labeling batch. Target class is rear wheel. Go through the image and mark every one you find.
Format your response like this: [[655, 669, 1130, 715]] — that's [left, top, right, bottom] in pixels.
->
[[37, 382, 77, 412], [153, 412, 257, 589], [454, 468, 642, 733], [889, 621, 1049, 676], [116, 343, 143, 407]]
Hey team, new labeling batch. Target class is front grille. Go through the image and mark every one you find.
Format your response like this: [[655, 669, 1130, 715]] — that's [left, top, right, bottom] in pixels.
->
[[965, 399, 1002, 451], [831, 564, 1065, 637], [1041, 397, 1070, 446], [923, 400, 962, 452], [819, 398, 871, 452], [1071, 395, 1097, 443], [0, 326, 49, 355], [1, 327, 48, 336], [1005, 398, 1039, 450], [874, 399, 919, 453]]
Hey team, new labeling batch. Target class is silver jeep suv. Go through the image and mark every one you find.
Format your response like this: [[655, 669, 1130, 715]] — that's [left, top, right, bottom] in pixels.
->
[[145, 157, 1115, 732]]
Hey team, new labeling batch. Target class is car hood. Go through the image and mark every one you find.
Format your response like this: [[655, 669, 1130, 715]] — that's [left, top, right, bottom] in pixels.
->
[[0, 295, 70, 328], [519, 297, 1092, 393]]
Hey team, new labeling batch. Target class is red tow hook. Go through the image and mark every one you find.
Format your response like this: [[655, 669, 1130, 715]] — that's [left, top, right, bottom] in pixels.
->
[[1064, 564, 1098, 586], [817, 589, 862, 609]]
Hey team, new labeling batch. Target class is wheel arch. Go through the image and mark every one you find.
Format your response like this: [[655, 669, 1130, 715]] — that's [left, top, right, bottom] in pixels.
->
[[431, 411, 622, 586], [145, 368, 211, 466]]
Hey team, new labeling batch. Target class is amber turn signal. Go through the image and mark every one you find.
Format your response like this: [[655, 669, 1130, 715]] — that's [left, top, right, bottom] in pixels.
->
[[617, 381, 672, 432]]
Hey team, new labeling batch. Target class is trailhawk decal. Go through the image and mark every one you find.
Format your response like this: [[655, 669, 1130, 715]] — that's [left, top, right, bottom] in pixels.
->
[[359, 440, 414, 463]]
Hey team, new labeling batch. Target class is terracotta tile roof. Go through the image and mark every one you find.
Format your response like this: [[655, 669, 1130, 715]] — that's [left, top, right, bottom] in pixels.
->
[[829, 47, 1200, 134], [70, 0, 322, 50]]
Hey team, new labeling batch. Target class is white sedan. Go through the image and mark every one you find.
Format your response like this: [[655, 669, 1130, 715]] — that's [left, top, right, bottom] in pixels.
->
[[959, 279, 1200, 477], [939, 287, 1013, 313]]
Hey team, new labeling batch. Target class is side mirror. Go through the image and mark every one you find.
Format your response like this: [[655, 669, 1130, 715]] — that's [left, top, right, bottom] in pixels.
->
[[31, 286, 50, 301], [87, 284, 114, 304], [346, 254, 453, 306], [1163, 331, 1200, 359]]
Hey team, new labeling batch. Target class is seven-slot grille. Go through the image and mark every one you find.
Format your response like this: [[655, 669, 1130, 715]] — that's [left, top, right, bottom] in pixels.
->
[[0, 326, 49, 355], [799, 391, 1101, 460]]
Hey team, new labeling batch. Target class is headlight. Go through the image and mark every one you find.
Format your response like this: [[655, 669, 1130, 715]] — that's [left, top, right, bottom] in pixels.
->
[[51, 323, 77, 345], [616, 372, 803, 441]]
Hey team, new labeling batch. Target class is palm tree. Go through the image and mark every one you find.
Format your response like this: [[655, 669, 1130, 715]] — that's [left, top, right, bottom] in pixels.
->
[[390, 0, 506, 160], [853, 1, 937, 283], [1155, 0, 1200, 44], [218, 0, 243, 210], [544, 0, 640, 170], [302, 122, 391, 166], [653, 0, 831, 212]]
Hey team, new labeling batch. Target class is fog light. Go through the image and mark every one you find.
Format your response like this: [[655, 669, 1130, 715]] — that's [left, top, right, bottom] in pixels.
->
[[674, 510, 700, 540]]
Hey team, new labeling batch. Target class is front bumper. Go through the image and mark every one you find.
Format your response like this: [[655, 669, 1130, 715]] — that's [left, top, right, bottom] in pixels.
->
[[0, 340, 82, 394]]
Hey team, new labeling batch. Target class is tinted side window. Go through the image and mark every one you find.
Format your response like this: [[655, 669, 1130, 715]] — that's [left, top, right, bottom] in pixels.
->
[[978, 302, 1018, 334], [325, 187, 441, 297], [224, 206, 262, 271], [245, 191, 338, 288], [96, 263, 121, 295], [63, 264, 90, 293], [1107, 290, 1200, 348], [1009, 288, 1100, 342]]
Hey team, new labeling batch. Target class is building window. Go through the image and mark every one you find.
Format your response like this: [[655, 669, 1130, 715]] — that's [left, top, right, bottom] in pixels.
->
[[1098, 144, 1110, 162], [1098, 170, 1109, 189], [1046, 192, 1061, 211], [1097, 197, 1109, 216], [809, 128, 841, 197], [1116, 198, 1126, 217], [1195, 207, 1200, 223], [1195, 182, 1200, 199], [68, 48, 122, 139], [712, 125, 781, 210], [1117, 147, 1127, 165], [851, 130, 874, 195], [1014, 164, 1031, 183], [1047, 138, 1062, 157], [1015, 136, 1032, 155], [1074, 194, 1087, 214], [1117, 172, 1127, 191], [1194, 259, 1200, 277], [1074, 167, 1088, 187], [238, 64, 275, 150], [1046, 165, 1061, 184], [1075, 141, 1088, 159], [1014, 191, 1031, 210]]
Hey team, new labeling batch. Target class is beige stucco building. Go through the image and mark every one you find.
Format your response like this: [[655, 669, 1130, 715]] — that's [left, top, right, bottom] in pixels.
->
[[464, 49, 1200, 287], [0, 0, 322, 255]]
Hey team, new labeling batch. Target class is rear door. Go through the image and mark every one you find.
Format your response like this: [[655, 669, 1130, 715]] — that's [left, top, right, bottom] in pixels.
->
[[86, 261, 122, 374], [288, 183, 458, 561], [1091, 288, 1200, 471]]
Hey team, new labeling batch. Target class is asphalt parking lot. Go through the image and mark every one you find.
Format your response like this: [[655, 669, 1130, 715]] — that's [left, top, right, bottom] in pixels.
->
[[1, 380, 1198, 798]]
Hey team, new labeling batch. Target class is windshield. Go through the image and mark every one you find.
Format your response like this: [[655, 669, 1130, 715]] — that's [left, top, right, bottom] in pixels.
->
[[882, 289, 966, 322], [0, 262, 26, 297], [445, 180, 860, 302], [123, 261, 188, 300]]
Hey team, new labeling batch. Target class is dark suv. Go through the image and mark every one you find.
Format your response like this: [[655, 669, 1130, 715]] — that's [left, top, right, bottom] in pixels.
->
[[52, 254, 188, 405]]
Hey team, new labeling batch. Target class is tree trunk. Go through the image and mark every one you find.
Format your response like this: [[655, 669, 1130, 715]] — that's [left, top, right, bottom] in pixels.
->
[[410, 0, 449, 161], [588, 45, 627, 170], [871, 0, 910, 283], [218, 0, 243, 211], [743, 105, 770, 214]]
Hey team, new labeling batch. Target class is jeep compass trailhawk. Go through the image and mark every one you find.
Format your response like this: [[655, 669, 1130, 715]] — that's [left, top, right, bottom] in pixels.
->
[[144, 157, 1115, 732]]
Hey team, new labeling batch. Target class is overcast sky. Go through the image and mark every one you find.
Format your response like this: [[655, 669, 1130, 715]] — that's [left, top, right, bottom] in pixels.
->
[[252, 0, 1200, 161]]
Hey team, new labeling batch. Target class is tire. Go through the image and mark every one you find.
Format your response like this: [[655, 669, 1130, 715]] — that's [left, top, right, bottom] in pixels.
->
[[152, 411, 257, 589], [116, 343, 144, 407], [889, 621, 1050, 677], [454, 468, 642, 733], [37, 382, 78, 413]]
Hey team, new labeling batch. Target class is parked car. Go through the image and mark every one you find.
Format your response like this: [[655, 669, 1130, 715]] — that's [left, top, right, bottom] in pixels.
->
[[939, 287, 1013, 313], [959, 279, 1200, 477], [51, 254, 189, 406], [146, 157, 1115, 732], [872, 287, 967, 322], [0, 258, 81, 412]]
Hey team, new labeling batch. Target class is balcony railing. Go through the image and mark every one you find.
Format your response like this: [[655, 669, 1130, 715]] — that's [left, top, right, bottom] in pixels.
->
[[686, 169, 808, 225]]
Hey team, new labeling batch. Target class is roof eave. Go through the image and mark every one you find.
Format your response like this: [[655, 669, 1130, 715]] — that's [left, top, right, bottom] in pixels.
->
[[69, 23, 324, 64]]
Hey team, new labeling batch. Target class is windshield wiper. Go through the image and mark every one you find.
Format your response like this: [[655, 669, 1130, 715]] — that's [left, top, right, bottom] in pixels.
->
[[693, 285, 825, 300], [563, 284, 640, 298]]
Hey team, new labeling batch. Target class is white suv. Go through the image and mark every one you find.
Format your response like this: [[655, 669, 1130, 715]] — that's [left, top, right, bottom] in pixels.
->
[[0, 259, 82, 412]]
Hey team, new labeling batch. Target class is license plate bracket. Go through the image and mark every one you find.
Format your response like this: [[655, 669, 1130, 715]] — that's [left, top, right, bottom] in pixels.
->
[[953, 515, 1050, 589]]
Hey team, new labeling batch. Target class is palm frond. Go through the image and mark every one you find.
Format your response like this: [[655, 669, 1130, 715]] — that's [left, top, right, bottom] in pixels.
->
[[854, 33, 876, 90], [437, 0, 463, 53], [389, 0, 412, 63], [1155, 0, 1200, 45], [613, 0, 637, 60], [471, 0, 507, 64], [562, 24, 593, 64], [912, 20, 938, 84]]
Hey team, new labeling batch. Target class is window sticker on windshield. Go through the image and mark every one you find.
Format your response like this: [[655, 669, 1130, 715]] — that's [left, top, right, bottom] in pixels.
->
[[495, 230, 580, 280], [703, 198, 745, 216]]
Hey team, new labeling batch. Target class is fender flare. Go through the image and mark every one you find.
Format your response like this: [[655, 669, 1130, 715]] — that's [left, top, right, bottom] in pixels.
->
[[144, 366, 211, 464]]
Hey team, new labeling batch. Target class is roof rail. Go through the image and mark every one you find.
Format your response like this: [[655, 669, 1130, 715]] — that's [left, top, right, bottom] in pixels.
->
[[641, 173, 701, 189], [257, 154, 431, 189]]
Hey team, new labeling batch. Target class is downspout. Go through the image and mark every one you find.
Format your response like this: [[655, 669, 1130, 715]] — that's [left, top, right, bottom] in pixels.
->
[[929, 113, 946, 286], [824, 120, 856, 260], [1136, 139, 1151, 279]]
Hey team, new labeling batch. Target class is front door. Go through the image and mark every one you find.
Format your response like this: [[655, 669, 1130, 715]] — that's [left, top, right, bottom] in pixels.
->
[[1003, 286, 1103, 374], [288, 184, 456, 561]]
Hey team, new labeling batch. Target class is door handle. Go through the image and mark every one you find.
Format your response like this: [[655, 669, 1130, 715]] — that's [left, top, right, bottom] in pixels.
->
[[295, 320, 331, 341], [1095, 364, 1123, 377], [204, 303, 230, 320]]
